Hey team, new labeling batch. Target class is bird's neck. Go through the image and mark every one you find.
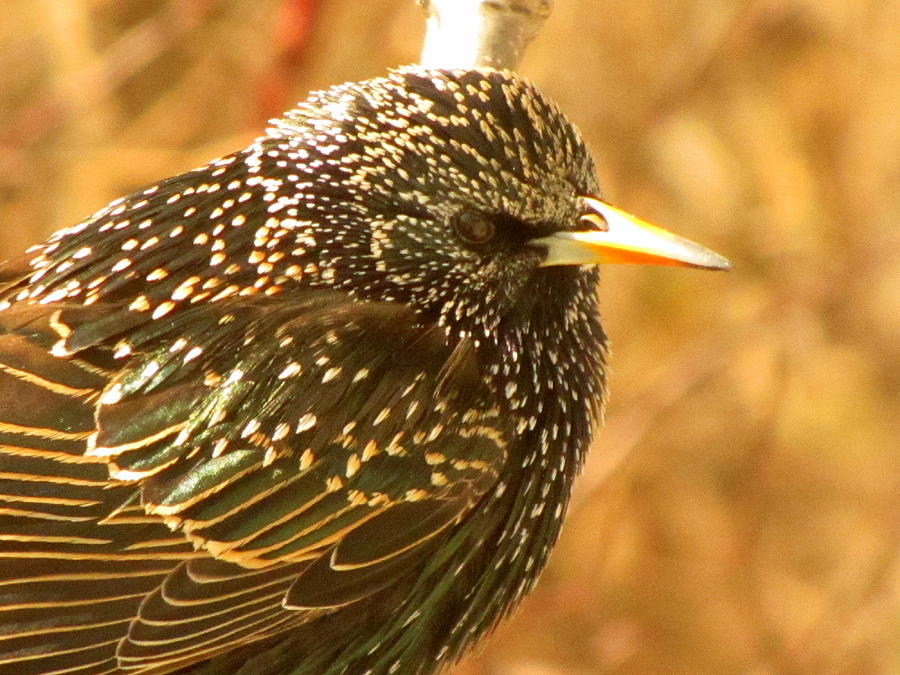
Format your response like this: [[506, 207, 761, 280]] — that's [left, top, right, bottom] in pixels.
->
[[429, 268, 608, 665], [323, 270, 607, 672]]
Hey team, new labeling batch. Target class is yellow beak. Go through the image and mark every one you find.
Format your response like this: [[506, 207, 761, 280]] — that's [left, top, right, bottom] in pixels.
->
[[532, 196, 731, 271]]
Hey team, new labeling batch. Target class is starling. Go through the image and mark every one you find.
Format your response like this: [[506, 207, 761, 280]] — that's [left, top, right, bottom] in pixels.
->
[[0, 66, 728, 674]]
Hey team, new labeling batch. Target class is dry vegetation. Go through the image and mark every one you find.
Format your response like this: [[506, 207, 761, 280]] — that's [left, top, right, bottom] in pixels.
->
[[1, 1, 897, 673]]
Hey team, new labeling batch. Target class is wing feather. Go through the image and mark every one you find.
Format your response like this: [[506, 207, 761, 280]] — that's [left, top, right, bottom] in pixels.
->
[[0, 287, 510, 672]]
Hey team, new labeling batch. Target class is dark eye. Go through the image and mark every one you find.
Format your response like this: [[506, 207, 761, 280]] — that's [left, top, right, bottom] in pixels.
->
[[453, 210, 496, 245]]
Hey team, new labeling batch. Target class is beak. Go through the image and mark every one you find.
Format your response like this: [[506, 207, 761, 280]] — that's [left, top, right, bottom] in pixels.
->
[[532, 196, 731, 271]]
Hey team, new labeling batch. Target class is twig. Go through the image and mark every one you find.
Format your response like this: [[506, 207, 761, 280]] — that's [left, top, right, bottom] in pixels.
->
[[417, 0, 552, 70]]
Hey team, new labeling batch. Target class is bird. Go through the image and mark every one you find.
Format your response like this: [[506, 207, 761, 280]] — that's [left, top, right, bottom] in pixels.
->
[[0, 66, 729, 674]]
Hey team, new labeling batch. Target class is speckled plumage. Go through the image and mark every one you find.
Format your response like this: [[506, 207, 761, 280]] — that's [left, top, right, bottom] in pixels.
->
[[0, 67, 608, 674]]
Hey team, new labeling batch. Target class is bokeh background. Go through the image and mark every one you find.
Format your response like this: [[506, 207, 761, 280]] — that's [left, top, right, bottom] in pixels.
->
[[1, 1, 897, 673]]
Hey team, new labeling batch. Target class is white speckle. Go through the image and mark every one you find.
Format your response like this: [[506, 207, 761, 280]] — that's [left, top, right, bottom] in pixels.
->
[[100, 384, 123, 405], [278, 362, 302, 379], [263, 447, 278, 467], [346, 454, 361, 478], [140, 361, 160, 379], [152, 301, 176, 320], [299, 448, 315, 470], [241, 419, 261, 438], [114, 342, 133, 358], [322, 366, 342, 383], [361, 440, 379, 461], [183, 346, 203, 363], [296, 413, 317, 432]]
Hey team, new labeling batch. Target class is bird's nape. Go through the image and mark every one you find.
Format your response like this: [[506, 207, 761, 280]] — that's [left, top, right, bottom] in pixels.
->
[[0, 66, 727, 674]]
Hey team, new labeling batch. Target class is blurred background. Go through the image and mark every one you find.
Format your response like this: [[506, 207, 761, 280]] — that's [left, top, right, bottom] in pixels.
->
[[0, 1, 897, 672]]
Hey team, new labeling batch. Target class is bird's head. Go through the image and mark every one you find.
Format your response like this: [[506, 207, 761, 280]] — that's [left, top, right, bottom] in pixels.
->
[[10, 68, 727, 363], [264, 67, 728, 342]]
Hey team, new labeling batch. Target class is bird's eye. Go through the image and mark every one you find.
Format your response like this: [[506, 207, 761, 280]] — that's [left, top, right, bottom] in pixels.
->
[[453, 211, 496, 245]]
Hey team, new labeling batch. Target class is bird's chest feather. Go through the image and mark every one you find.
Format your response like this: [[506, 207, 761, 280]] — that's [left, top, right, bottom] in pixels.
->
[[386, 288, 608, 668]]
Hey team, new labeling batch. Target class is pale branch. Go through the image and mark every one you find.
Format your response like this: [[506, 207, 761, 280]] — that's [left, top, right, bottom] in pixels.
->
[[417, 0, 553, 71]]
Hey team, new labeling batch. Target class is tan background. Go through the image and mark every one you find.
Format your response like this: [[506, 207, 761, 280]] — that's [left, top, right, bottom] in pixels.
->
[[1, 1, 897, 673]]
